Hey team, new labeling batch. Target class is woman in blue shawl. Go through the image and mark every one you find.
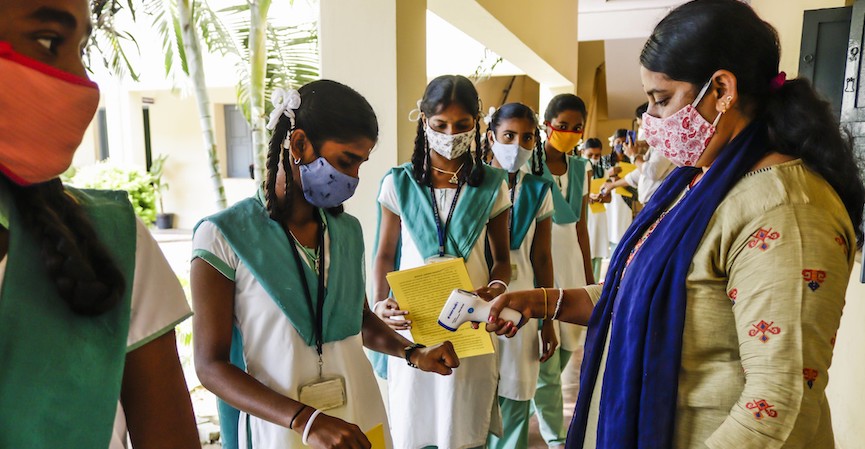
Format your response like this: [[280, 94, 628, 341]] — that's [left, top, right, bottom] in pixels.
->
[[485, 1, 865, 448]]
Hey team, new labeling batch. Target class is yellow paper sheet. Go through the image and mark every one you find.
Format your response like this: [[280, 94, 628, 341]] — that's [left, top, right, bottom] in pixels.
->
[[366, 423, 386, 449], [386, 258, 494, 359], [589, 178, 606, 214], [615, 162, 637, 197]]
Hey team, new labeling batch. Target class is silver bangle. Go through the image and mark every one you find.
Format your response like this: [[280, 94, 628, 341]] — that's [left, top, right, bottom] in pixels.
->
[[487, 279, 508, 292], [552, 288, 564, 320], [301, 409, 322, 444]]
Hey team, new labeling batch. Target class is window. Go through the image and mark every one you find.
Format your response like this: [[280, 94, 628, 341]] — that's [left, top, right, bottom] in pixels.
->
[[224, 105, 254, 179]]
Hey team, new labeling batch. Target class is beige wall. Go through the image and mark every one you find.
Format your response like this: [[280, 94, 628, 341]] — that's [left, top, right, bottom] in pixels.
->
[[476, 0, 579, 87], [476, 75, 541, 113], [752, 0, 851, 77], [140, 86, 256, 229], [827, 257, 865, 449], [576, 40, 635, 151]]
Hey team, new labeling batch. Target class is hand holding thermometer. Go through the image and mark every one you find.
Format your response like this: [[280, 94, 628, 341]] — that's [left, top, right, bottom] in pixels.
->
[[438, 289, 524, 331]]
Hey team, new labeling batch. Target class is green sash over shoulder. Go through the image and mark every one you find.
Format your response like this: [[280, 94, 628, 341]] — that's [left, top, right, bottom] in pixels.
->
[[195, 189, 366, 347], [390, 162, 507, 260], [538, 154, 588, 224], [0, 186, 136, 449], [510, 172, 553, 250], [367, 163, 506, 379]]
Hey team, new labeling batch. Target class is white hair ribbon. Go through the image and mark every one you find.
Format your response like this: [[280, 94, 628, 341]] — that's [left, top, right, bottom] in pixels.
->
[[483, 106, 496, 125], [408, 99, 423, 122], [266, 87, 301, 131]]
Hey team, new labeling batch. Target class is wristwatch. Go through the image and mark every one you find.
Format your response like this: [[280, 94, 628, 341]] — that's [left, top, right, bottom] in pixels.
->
[[404, 343, 426, 368]]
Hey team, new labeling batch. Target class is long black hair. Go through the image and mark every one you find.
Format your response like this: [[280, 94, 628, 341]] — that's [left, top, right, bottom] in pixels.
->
[[411, 75, 485, 187], [641, 0, 865, 247], [265, 80, 378, 222], [5, 178, 126, 316], [483, 102, 545, 176]]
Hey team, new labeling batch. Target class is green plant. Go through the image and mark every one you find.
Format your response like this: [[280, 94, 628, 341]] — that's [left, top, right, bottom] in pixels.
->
[[66, 159, 158, 225], [149, 154, 170, 214]]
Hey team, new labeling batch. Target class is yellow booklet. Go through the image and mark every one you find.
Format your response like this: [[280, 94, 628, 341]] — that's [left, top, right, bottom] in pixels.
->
[[386, 258, 494, 358], [589, 178, 606, 214], [615, 162, 638, 197], [366, 423, 386, 449]]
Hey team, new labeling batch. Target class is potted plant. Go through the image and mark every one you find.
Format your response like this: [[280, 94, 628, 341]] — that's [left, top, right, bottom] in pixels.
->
[[149, 154, 175, 229], [65, 160, 158, 225]]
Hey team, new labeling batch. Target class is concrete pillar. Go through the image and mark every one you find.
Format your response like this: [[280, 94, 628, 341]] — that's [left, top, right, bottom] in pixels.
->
[[319, 0, 427, 278]]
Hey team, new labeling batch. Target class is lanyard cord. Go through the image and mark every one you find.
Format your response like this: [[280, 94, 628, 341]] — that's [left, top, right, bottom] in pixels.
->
[[287, 213, 327, 357], [508, 172, 519, 238], [430, 182, 464, 257]]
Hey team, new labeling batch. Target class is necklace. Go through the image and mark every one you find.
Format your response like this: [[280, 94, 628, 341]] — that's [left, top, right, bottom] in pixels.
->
[[431, 163, 465, 185], [289, 230, 320, 271]]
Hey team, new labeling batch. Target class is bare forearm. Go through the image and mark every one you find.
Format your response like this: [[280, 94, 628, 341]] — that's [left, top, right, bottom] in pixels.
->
[[577, 220, 595, 285], [372, 258, 394, 303], [196, 360, 306, 431], [361, 306, 411, 357]]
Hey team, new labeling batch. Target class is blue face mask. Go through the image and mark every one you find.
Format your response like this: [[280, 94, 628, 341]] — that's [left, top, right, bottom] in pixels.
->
[[298, 156, 359, 208]]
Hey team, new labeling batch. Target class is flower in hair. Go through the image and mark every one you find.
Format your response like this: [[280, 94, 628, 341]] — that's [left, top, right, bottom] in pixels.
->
[[769, 71, 787, 93], [483, 106, 496, 125], [266, 87, 301, 130]]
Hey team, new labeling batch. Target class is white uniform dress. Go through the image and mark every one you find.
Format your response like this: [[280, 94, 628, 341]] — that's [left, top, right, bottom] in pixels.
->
[[193, 221, 391, 449], [497, 172, 554, 401], [41, 220, 194, 449], [587, 165, 610, 260], [378, 173, 511, 449], [607, 192, 633, 247], [550, 161, 591, 351]]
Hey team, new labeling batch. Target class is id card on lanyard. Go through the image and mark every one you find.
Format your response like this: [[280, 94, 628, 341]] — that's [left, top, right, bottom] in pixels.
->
[[426, 181, 463, 264], [288, 213, 347, 411]]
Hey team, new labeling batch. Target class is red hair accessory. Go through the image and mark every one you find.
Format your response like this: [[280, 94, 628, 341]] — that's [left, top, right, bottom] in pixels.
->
[[769, 71, 787, 92]]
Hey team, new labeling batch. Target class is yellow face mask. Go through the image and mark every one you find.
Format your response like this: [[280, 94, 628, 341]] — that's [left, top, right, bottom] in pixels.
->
[[547, 127, 583, 153]]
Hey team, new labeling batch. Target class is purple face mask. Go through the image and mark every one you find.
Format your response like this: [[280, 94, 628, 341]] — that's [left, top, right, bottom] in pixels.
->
[[298, 156, 359, 208]]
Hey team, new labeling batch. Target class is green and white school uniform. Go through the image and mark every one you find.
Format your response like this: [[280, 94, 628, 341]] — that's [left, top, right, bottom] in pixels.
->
[[0, 186, 192, 449], [377, 163, 510, 449], [529, 155, 591, 446], [192, 190, 390, 449], [488, 171, 554, 449]]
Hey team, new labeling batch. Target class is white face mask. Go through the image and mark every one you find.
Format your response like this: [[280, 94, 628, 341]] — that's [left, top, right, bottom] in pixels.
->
[[491, 137, 533, 173], [426, 124, 475, 160]]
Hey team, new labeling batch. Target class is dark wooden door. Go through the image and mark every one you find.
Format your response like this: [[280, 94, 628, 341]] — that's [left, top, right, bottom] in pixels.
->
[[800, 6, 853, 119]]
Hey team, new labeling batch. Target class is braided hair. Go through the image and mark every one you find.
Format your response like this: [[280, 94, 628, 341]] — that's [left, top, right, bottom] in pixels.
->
[[482, 102, 545, 176], [264, 80, 378, 222], [6, 178, 126, 316], [411, 75, 485, 187]]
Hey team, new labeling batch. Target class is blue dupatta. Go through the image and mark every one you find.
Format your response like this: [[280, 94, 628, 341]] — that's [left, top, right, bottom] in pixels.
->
[[567, 121, 770, 448]]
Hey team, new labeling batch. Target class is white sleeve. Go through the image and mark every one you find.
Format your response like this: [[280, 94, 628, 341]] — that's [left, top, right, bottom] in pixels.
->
[[537, 189, 554, 221], [191, 220, 240, 281], [127, 219, 193, 352], [490, 179, 513, 218], [377, 173, 401, 216], [624, 168, 640, 187], [641, 149, 674, 181]]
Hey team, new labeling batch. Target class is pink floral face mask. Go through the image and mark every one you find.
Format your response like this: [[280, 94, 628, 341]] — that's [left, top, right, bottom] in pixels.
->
[[641, 80, 722, 167]]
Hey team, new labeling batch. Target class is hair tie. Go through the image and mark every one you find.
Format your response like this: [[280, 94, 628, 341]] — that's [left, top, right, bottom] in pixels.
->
[[266, 87, 301, 131], [483, 106, 496, 125], [769, 71, 787, 93], [408, 99, 423, 122]]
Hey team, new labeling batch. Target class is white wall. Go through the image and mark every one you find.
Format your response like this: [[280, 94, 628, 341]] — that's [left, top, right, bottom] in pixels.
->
[[827, 257, 865, 449]]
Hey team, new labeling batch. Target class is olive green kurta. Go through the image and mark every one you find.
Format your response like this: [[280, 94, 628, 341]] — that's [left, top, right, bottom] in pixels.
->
[[582, 159, 856, 448]]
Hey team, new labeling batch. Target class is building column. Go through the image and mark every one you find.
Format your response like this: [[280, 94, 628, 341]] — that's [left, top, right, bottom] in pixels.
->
[[319, 0, 427, 281]]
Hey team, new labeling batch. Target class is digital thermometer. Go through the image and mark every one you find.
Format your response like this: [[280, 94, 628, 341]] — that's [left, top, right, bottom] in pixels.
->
[[437, 289, 524, 332]]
